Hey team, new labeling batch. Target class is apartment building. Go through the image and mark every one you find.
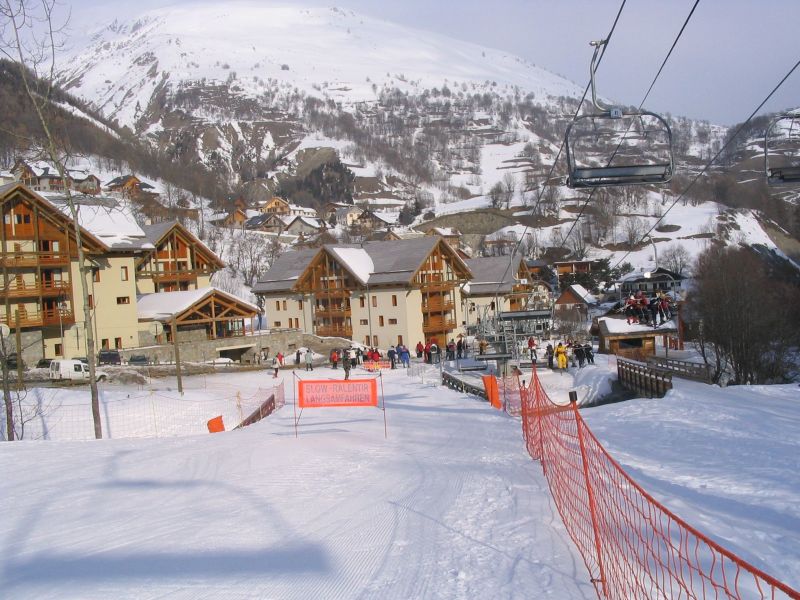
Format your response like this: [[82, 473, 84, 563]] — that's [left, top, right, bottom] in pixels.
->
[[253, 237, 473, 348], [1, 183, 255, 362]]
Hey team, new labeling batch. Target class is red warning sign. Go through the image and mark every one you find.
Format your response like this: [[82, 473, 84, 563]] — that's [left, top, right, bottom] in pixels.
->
[[298, 379, 379, 408]]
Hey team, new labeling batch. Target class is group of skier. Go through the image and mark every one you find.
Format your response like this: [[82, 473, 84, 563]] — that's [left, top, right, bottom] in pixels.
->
[[623, 290, 673, 326], [543, 339, 594, 372]]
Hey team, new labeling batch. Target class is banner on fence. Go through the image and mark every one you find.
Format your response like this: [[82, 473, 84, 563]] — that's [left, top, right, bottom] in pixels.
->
[[207, 415, 225, 433], [481, 375, 501, 409], [298, 379, 378, 408], [363, 359, 391, 372]]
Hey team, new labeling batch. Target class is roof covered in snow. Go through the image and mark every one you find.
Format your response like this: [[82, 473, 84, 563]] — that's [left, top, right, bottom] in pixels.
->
[[137, 287, 258, 321], [46, 194, 153, 251], [569, 284, 597, 305], [598, 316, 677, 336]]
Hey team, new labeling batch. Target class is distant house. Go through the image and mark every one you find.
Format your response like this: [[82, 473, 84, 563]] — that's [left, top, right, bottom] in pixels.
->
[[245, 213, 292, 234], [11, 160, 69, 193], [323, 201, 351, 220], [462, 254, 538, 316], [334, 205, 363, 226], [283, 215, 324, 236], [553, 259, 600, 281], [105, 174, 156, 199], [357, 209, 396, 230], [221, 208, 248, 228], [618, 267, 685, 298], [554, 284, 597, 320], [259, 196, 291, 215], [423, 227, 461, 249]]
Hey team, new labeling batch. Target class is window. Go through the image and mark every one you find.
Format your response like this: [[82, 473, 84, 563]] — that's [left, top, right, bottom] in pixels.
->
[[121, 266, 128, 281], [87, 294, 94, 309], [101, 338, 109, 349], [372, 335, 378, 346], [359, 297, 365, 308], [397, 335, 403, 346], [379, 316, 384, 327], [91, 268, 101, 283], [372, 296, 377, 308], [115, 337, 122, 349], [388, 318, 398, 325], [392, 295, 397, 307], [298, 300, 303, 309], [273, 321, 281, 327], [275, 301, 280, 311], [116, 296, 130, 305], [55, 343, 63, 357], [360, 319, 368, 326], [283, 300, 287, 311], [365, 335, 371, 345], [73, 364, 82, 373]]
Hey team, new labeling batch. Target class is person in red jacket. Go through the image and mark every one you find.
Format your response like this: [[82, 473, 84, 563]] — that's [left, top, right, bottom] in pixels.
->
[[624, 295, 639, 325], [424, 341, 432, 364], [415, 341, 424, 358], [527, 336, 537, 361]]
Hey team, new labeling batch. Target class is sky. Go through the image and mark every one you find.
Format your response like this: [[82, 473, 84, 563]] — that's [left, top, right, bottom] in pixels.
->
[[64, 0, 800, 126]]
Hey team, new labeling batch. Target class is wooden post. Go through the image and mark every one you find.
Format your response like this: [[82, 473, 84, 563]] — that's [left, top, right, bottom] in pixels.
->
[[570, 390, 608, 596], [15, 310, 24, 391], [171, 315, 183, 395]]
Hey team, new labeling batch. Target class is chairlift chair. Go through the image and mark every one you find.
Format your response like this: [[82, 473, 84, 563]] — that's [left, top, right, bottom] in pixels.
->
[[765, 112, 800, 185], [565, 39, 674, 189]]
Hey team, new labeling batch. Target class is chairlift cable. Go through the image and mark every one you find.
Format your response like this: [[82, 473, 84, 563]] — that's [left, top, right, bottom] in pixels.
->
[[560, 0, 701, 262], [610, 55, 800, 272], [488, 0, 628, 303]]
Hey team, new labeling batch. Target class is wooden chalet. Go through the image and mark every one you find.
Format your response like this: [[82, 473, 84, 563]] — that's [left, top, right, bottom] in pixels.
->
[[105, 174, 156, 199], [259, 196, 291, 215], [553, 259, 600, 280], [463, 254, 537, 314], [554, 284, 597, 319], [597, 316, 678, 361]]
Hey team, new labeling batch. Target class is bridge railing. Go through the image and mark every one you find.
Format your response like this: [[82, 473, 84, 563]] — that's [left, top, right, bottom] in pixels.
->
[[617, 357, 673, 398], [520, 366, 799, 599], [646, 355, 712, 383]]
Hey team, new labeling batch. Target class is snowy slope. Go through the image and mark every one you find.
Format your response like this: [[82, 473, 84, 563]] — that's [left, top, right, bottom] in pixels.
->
[[59, 3, 583, 128]]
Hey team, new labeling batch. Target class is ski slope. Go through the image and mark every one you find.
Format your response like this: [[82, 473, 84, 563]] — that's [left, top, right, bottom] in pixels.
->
[[1, 361, 798, 598]]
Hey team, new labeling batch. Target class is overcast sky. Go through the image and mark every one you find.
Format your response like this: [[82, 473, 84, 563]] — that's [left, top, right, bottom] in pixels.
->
[[67, 0, 799, 126]]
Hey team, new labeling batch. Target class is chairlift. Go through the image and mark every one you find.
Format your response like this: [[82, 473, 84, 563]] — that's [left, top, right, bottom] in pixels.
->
[[565, 39, 674, 189], [765, 111, 800, 185]]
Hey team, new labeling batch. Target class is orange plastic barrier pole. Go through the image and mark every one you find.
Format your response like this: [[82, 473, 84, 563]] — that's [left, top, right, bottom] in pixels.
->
[[207, 415, 225, 433]]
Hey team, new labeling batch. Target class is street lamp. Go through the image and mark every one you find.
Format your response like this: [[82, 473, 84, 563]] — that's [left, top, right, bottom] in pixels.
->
[[57, 296, 67, 357]]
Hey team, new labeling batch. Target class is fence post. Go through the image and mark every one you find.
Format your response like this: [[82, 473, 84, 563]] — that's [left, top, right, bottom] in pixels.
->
[[570, 390, 608, 597]]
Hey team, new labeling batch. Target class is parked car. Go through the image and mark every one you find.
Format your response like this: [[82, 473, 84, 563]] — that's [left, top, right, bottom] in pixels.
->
[[98, 350, 122, 365], [5, 352, 25, 370], [128, 354, 149, 366], [36, 358, 53, 369], [50, 360, 108, 382]]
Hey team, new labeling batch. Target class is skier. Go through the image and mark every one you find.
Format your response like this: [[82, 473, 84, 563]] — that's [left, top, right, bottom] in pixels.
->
[[456, 337, 464, 359], [272, 355, 279, 378], [388, 345, 397, 369], [330, 349, 339, 369], [575, 344, 585, 368], [583, 342, 594, 365], [555, 343, 568, 372], [305, 349, 314, 371], [546, 343, 554, 369], [625, 295, 639, 325], [416, 341, 424, 359], [343, 355, 351, 380]]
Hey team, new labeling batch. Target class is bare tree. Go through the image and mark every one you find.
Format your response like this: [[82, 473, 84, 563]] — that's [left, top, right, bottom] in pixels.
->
[[661, 243, 691, 275], [488, 182, 503, 209], [1, 0, 102, 437], [623, 216, 645, 249], [501, 172, 515, 208]]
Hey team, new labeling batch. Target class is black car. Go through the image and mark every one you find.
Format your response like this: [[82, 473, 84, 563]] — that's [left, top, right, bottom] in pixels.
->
[[36, 358, 53, 369], [5, 352, 25, 370], [98, 350, 122, 365], [128, 354, 149, 366]]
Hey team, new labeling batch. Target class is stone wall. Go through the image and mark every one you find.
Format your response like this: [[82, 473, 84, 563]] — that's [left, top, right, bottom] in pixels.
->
[[119, 330, 352, 365], [1, 329, 42, 366]]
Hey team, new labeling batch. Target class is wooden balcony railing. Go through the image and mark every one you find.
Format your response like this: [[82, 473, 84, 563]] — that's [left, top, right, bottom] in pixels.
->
[[0, 251, 71, 268], [422, 300, 454, 313], [0, 308, 75, 328], [316, 324, 353, 338], [417, 280, 457, 292], [423, 318, 456, 333], [0, 279, 71, 299], [314, 307, 352, 318]]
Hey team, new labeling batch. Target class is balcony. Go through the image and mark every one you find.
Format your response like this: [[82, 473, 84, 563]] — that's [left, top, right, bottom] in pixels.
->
[[147, 268, 213, 282], [422, 318, 456, 334], [0, 308, 75, 329], [316, 324, 353, 338], [0, 279, 71, 299], [0, 251, 71, 268], [417, 280, 456, 292], [421, 300, 454, 313], [314, 306, 352, 318]]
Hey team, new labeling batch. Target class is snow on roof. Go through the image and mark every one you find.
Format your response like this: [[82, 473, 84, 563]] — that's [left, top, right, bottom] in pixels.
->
[[137, 287, 259, 321], [570, 284, 597, 304], [327, 247, 374, 284], [47, 195, 153, 250], [598, 316, 677, 335]]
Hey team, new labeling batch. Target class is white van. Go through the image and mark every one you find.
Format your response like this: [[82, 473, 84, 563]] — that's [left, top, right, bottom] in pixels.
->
[[49, 360, 108, 382]]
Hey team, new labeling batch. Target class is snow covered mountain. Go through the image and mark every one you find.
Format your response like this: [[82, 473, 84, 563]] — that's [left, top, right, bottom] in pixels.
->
[[59, 3, 583, 128]]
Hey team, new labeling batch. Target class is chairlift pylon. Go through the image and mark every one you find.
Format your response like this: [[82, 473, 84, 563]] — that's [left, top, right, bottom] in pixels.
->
[[564, 39, 675, 189], [765, 111, 800, 185]]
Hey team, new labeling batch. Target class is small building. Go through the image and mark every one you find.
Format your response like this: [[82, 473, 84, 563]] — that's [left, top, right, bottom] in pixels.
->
[[553, 259, 600, 281], [423, 227, 461, 249], [283, 215, 324, 237], [334, 205, 363, 227], [597, 316, 678, 361], [618, 267, 685, 298], [259, 196, 291, 215], [554, 284, 597, 319]]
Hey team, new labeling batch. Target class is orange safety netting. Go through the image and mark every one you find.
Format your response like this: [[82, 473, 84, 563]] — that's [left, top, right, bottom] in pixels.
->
[[520, 366, 800, 600]]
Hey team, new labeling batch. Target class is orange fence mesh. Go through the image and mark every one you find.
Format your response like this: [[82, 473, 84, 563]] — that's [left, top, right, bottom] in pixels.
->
[[520, 366, 800, 600]]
